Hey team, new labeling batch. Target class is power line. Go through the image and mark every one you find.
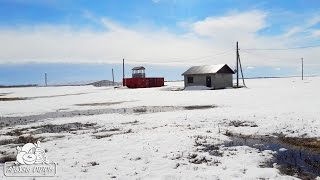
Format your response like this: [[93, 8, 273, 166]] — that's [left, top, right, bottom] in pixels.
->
[[240, 50, 296, 62], [242, 44, 320, 51]]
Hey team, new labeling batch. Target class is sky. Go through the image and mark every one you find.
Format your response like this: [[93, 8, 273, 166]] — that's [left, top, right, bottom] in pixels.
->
[[0, 0, 320, 85]]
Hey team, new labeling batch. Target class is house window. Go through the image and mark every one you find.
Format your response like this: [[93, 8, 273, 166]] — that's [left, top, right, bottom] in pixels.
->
[[187, 77, 194, 83]]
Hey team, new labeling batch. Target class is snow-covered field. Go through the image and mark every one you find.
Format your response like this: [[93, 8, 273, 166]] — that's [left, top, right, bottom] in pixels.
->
[[0, 77, 319, 179]]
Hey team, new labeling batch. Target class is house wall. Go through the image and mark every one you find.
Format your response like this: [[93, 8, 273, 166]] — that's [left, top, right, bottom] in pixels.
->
[[184, 74, 213, 87], [212, 73, 233, 89], [184, 73, 233, 89]]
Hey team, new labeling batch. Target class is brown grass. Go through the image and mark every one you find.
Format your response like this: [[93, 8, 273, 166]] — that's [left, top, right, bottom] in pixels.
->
[[279, 137, 320, 153]]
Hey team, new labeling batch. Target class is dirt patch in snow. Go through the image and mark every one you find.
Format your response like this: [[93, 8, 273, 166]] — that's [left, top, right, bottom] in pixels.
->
[[0, 105, 217, 128], [92, 128, 133, 139], [278, 136, 320, 153], [0, 93, 12, 96], [4, 122, 98, 136], [0, 97, 27, 101], [121, 120, 139, 125], [0, 92, 92, 101], [0, 135, 44, 146], [0, 122, 100, 156], [228, 120, 258, 127], [224, 133, 320, 179], [30, 92, 91, 99], [31, 122, 98, 134], [75, 101, 125, 106], [0, 155, 16, 163], [184, 105, 217, 110]]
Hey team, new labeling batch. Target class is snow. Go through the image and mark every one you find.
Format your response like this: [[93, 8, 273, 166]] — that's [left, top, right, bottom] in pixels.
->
[[184, 85, 213, 91], [279, 148, 287, 152], [0, 77, 319, 179]]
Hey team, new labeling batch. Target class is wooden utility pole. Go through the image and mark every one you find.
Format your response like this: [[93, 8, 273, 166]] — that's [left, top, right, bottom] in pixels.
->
[[112, 68, 115, 86], [45, 73, 47, 86], [238, 55, 246, 87], [122, 58, 125, 86], [236, 42, 239, 87], [301, 58, 304, 80], [234, 41, 246, 88]]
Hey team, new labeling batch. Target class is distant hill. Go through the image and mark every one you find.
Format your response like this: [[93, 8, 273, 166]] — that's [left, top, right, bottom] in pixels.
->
[[0, 80, 121, 88], [88, 80, 121, 87], [50, 80, 121, 87], [50, 80, 98, 86], [0, 84, 38, 88]]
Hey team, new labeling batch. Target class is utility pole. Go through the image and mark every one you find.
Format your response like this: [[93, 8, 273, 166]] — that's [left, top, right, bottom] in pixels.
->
[[234, 41, 246, 88], [45, 73, 47, 86], [236, 41, 239, 87], [238, 55, 246, 87], [301, 58, 304, 80], [112, 68, 115, 86], [122, 58, 125, 86]]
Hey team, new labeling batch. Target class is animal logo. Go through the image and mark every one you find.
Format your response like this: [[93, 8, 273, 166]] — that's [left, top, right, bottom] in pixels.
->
[[16, 141, 49, 165]]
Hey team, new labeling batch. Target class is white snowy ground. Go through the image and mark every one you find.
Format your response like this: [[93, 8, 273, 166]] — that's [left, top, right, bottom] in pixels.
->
[[0, 77, 319, 179]]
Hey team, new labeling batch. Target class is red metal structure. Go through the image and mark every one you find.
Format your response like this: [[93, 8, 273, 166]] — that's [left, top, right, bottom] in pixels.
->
[[124, 66, 164, 88]]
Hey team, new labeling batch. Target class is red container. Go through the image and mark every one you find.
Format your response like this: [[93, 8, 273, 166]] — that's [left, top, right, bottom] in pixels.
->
[[124, 78, 164, 88]]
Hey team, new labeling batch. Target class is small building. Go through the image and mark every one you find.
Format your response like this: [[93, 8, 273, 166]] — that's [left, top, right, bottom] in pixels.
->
[[182, 64, 235, 89], [132, 66, 146, 78], [124, 66, 164, 88]]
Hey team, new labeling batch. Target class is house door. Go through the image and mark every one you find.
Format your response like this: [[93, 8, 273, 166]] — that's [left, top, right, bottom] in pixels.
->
[[206, 76, 211, 87]]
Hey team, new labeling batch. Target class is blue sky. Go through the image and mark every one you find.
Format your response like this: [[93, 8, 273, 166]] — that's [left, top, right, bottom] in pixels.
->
[[0, 0, 319, 85]]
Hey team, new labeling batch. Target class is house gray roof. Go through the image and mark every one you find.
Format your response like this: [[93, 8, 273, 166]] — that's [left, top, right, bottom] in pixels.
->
[[182, 64, 235, 75], [132, 66, 145, 70]]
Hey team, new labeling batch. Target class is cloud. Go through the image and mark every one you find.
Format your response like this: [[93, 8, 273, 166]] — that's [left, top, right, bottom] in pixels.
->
[[283, 14, 320, 38], [192, 10, 267, 40], [0, 21, 219, 66], [0, 10, 319, 69], [311, 29, 320, 37]]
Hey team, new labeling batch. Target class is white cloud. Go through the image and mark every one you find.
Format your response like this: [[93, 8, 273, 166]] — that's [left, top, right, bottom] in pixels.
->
[[311, 29, 320, 37], [0, 10, 319, 69], [192, 10, 267, 40], [283, 14, 320, 38], [284, 27, 303, 37], [0, 21, 219, 66]]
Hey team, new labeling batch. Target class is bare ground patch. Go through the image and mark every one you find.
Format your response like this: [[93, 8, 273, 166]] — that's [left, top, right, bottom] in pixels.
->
[[4, 122, 98, 136], [121, 120, 139, 125], [224, 133, 320, 179], [0, 92, 92, 101], [0, 105, 218, 128], [75, 101, 125, 106], [0, 92, 12, 96], [92, 129, 133, 139], [0, 155, 16, 163], [278, 136, 320, 153], [228, 120, 258, 127], [0, 135, 44, 146], [0, 97, 27, 101]]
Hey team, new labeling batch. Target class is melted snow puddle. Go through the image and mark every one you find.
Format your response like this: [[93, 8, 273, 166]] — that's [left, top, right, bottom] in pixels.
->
[[0, 105, 217, 127], [224, 135, 320, 179]]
